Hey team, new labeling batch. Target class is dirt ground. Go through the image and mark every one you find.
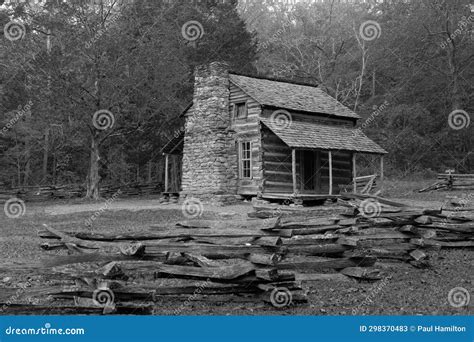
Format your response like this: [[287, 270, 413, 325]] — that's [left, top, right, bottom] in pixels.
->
[[0, 179, 472, 315]]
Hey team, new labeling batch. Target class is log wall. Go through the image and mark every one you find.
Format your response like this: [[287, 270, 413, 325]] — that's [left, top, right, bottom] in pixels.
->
[[261, 108, 356, 127], [229, 82, 262, 195], [261, 126, 298, 194]]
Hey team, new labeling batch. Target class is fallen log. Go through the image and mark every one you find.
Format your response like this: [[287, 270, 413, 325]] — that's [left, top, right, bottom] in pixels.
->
[[277, 256, 377, 271], [55, 282, 264, 298], [276, 217, 339, 229], [340, 193, 412, 208], [41, 226, 291, 243], [77, 228, 290, 240], [247, 253, 281, 266], [144, 243, 287, 256], [173, 217, 281, 230], [164, 252, 189, 265], [0, 303, 153, 315], [284, 226, 342, 236], [182, 253, 222, 267], [282, 235, 339, 245], [287, 244, 350, 256], [295, 273, 352, 282], [52, 261, 258, 281], [417, 223, 474, 234], [43, 252, 166, 268]]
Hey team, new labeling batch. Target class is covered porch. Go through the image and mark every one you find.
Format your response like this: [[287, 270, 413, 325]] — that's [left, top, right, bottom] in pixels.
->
[[260, 118, 387, 201], [160, 132, 184, 197]]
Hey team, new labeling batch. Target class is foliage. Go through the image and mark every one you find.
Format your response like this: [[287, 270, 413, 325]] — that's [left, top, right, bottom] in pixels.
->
[[0, 0, 472, 191]]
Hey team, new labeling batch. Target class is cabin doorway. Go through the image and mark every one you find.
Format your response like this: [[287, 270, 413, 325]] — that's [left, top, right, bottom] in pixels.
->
[[299, 150, 321, 193]]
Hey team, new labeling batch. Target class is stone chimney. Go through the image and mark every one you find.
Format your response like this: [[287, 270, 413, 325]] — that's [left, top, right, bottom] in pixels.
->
[[180, 61, 238, 204]]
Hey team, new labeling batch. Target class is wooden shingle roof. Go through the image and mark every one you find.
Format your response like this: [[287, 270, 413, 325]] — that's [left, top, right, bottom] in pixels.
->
[[260, 118, 387, 154], [161, 131, 184, 155], [229, 74, 360, 119]]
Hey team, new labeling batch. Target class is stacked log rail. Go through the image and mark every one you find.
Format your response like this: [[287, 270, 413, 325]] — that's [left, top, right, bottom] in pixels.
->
[[419, 173, 474, 192], [0, 182, 162, 202], [5, 195, 472, 314], [22, 218, 306, 314], [251, 193, 474, 273]]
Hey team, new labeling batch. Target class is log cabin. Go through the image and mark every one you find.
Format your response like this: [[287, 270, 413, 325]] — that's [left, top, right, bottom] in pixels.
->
[[162, 62, 387, 204]]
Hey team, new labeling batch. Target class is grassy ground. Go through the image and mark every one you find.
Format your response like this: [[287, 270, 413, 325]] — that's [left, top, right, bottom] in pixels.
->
[[0, 179, 472, 315]]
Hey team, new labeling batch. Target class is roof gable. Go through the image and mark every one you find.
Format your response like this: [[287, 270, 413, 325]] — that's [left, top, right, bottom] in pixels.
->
[[229, 74, 360, 120]]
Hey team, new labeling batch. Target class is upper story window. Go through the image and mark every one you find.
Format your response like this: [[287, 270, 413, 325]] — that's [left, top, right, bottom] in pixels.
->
[[233, 101, 248, 120]]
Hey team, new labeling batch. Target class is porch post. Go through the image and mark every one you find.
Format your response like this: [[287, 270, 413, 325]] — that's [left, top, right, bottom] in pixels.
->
[[164, 153, 169, 193], [292, 149, 297, 194], [352, 153, 357, 193], [380, 155, 384, 188], [328, 151, 333, 195]]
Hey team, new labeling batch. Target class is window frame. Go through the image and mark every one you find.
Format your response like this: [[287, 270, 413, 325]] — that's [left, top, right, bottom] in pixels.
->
[[233, 101, 248, 120], [238, 140, 252, 179]]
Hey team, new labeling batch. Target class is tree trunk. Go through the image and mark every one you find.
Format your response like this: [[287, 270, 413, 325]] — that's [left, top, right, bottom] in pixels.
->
[[52, 153, 57, 185], [24, 140, 31, 186], [371, 70, 376, 97], [86, 136, 100, 200], [353, 27, 367, 112], [446, 44, 462, 111], [42, 127, 49, 183], [147, 161, 152, 183]]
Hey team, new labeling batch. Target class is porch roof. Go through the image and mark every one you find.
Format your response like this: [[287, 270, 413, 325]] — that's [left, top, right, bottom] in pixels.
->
[[260, 118, 387, 155], [161, 131, 184, 155]]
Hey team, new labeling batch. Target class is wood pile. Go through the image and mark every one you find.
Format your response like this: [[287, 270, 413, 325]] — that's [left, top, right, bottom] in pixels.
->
[[0, 183, 162, 202], [419, 173, 474, 192], [3, 194, 472, 314]]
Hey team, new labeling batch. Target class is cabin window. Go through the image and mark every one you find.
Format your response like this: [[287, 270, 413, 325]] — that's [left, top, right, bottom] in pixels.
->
[[233, 101, 248, 119], [239, 141, 252, 179]]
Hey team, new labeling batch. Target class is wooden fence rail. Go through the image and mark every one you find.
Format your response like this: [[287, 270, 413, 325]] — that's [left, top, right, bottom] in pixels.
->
[[0, 182, 163, 202]]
